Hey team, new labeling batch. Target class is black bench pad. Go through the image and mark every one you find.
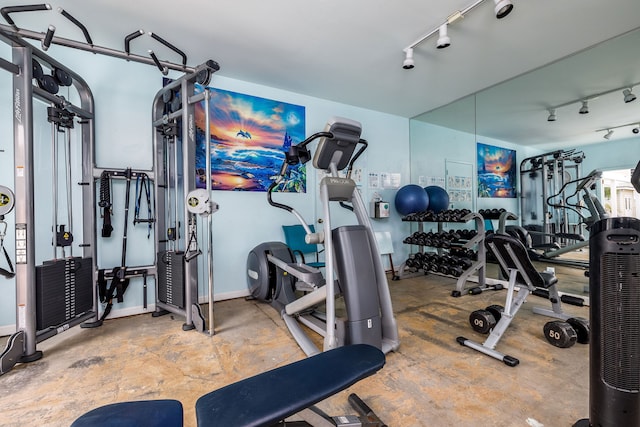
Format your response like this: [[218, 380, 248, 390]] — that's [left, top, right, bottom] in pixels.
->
[[195, 344, 385, 427]]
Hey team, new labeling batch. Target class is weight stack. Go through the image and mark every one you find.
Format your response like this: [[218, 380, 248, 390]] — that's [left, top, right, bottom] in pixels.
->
[[35, 257, 93, 331], [585, 217, 640, 426], [157, 251, 185, 309]]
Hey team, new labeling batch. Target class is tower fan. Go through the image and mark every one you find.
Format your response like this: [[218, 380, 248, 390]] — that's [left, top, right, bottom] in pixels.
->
[[575, 163, 640, 426]]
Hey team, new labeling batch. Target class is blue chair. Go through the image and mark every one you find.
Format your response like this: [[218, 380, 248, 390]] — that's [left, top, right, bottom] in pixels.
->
[[282, 224, 325, 269]]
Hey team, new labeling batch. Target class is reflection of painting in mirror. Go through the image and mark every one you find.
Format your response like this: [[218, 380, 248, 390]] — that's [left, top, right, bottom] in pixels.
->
[[476, 142, 516, 198]]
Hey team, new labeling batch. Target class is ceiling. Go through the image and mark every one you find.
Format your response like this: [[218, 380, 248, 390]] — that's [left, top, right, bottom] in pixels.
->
[[2, 0, 640, 148]]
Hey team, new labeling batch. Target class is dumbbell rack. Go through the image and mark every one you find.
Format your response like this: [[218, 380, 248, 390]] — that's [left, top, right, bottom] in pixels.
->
[[399, 211, 490, 296]]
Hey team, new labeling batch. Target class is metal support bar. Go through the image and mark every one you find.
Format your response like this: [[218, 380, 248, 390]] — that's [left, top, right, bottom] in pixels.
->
[[0, 23, 196, 74]]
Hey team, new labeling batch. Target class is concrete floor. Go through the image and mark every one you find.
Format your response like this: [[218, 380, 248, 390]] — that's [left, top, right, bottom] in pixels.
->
[[0, 263, 591, 427]]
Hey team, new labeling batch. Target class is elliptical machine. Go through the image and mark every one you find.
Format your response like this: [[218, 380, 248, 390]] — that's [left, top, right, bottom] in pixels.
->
[[247, 117, 400, 356]]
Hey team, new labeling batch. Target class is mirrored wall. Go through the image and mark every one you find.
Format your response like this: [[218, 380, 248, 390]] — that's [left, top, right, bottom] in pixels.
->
[[410, 26, 640, 218]]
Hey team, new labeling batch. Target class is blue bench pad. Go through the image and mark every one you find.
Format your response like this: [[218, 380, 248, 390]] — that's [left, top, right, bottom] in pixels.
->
[[195, 344, 385, 427], [70, 399, 183, 427]]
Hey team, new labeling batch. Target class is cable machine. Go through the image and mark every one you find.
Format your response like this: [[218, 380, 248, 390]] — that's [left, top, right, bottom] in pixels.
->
[[519, 149, 586, 247], [0, 28, 96, 375], [0, 5, 221, 375], [152, 62, 219, 332]]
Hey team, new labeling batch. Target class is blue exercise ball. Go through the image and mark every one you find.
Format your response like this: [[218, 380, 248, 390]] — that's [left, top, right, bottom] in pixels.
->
[[424, 186, 450, 213], [394, 184, 429, 215]]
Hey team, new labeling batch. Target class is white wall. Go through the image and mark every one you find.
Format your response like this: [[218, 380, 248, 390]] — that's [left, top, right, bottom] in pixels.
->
[[0, 43, 410, 331]]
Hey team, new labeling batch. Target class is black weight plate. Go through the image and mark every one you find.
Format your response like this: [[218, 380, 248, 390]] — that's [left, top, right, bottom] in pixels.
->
[[469, 309, 496, 334], [543, 320, 577, 348], [567, 317, 590, 344], [485, 304, 504, 323], [32, 59, 43, 80], [37, 75, 59, 95], [54, 68, 73, 86]]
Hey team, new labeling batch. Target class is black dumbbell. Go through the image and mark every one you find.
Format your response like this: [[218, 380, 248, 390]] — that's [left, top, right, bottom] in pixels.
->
[[567, 317, 590, 344], [469, 309, 496, 334], [543, 320, 577, 348]]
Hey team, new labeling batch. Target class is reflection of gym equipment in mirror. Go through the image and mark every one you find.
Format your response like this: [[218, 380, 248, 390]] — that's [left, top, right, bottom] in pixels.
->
[[247, 117, 400, 356], [517, 150, 607, 269]]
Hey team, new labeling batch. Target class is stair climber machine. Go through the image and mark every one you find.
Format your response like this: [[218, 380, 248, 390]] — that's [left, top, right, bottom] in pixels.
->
[[0, 31, 96, 375], [246, 117, 400, 356]]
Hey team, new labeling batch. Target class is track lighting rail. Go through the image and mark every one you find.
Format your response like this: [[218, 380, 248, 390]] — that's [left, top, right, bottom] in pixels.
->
[[402, 0, 514, 69], [548, 83, 639, 111]]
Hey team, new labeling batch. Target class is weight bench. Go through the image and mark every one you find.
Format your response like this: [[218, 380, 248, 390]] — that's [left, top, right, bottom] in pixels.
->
[[457, 233, 587, 367], [71, 344, 386, 427]]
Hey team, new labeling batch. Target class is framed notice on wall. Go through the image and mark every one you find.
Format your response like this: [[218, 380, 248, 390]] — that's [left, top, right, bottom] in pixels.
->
[[445, 159, 474, 211]]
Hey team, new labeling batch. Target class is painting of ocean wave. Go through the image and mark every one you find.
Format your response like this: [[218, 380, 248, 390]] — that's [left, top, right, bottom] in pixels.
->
[[193, 85, 306, 192]]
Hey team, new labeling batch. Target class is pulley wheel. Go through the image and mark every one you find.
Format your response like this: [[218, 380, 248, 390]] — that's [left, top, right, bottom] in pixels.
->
[[0, 185, 15, 216], [32, 59, 44, 80], [53, 68, 73, 86], [37, 75, 59, 95]]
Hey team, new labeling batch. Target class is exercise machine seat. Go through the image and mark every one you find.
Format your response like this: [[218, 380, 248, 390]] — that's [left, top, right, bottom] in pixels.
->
[[486, 233, 557, 289], [282, 224, 325, 269], [70, 399, 183, 427], [195, 344, 385, 427]]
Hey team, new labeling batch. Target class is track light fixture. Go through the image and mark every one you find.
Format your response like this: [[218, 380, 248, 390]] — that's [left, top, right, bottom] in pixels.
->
[[547, 109, 557, 122], [623, 88, 636, 103], [596, 122, 640, 139], [494, 0, 514, 18], [402, 0, 514, 69], [436, 24, 451, 49], [402, 48, 415, 70], [546, 81, 640, 121], [579, 100, 589, 115]]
